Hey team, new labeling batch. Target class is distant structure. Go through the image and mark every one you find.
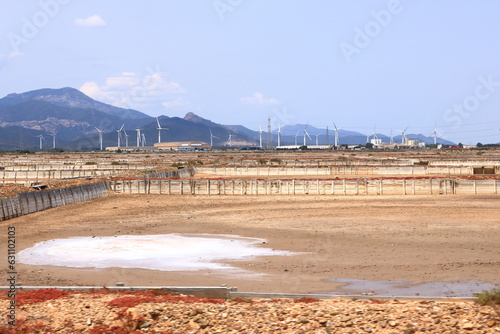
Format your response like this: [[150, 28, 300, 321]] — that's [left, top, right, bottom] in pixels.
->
[[106, 141, 210, 151], [267, 116, 271, 149], [154, 141, 211, 151]]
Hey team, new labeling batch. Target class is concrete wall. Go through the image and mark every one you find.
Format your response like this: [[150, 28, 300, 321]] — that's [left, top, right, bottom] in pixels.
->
[[3, 164, 159, 171], [0, 181, 109, 221], [0, 170, 121, 183], [195, 166, 475, 176], [111, 178, 500, 196], [143, 168, 195, 179]]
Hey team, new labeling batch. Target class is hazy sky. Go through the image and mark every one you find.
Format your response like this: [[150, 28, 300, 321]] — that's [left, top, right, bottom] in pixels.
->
[[1, 0, 500, 144]]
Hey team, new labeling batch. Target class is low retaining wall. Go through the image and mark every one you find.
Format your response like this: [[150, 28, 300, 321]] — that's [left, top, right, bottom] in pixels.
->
[[196, 166, 476, 176], [143, 168, 195, 179], [110, 178, 500, 196], [0, 170, 120, 183], [0, 181, 109, 221]]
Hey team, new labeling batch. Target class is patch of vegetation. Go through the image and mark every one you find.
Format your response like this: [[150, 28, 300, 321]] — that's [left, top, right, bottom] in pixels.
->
[[15, 288, 70, 306], [475, 287, 500, 306], [84, 161, 97, 165], [111, 161, 128, 165]]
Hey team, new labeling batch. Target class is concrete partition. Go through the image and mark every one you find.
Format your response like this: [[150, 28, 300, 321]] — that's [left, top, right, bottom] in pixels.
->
[[112, 178, 499, 196], [0, 181, 109, 221]]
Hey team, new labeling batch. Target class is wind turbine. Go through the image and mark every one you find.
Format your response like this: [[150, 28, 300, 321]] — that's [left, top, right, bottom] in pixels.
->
[[95, 127, 103, 150], [303, 123, 312, 146], [258, 126, 263, 148], [123, 129, 129, 147], [397, 126, 409, 144], [432, 127, 444, 145], [156, 117, 168, 143], [209, 129, 219, 147], [277, 123, 282, 147], [50, 132, 57, 149], [333, 123, 341, 147], [294, 131, 300, 145], [135, 129, 141, 147], [116, 124, 125, 148], [227, 131, 232, 147], [389, 129, 394, 144], [36, 134, 45, 150], [141, 133, 146, 147], [368, 126, 379, 143], [315, 132, 323, 146]]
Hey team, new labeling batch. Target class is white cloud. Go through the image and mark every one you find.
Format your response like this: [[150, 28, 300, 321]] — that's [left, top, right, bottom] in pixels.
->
[[240, 92, 280, 106], [75, 15, 106, 27], [80, 71, 190, 113], [8, 51, 24, 59]]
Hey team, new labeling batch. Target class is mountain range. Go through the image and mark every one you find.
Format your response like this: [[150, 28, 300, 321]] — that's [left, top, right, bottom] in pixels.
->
[[0, 87, 454, 150]]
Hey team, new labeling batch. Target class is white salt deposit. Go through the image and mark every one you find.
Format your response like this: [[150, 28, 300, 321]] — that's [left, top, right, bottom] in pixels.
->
[[17, 234, 293, 271]]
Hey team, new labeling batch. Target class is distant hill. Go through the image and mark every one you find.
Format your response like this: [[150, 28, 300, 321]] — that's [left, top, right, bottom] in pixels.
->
[[0, 87, 454, 150], [0, 87, 149, 120]]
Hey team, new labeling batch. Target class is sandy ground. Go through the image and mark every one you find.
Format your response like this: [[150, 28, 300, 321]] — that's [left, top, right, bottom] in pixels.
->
[[1, 194, 499, 295]]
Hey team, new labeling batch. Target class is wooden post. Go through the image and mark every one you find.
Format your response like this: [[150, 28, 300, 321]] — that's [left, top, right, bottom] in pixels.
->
[[207, 180, 210, 195], [343, 180, 346, 195]]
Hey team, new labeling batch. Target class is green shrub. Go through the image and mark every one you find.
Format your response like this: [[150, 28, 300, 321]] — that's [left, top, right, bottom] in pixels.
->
[[475, 287, 500, 306], [84, 161, 97, 165]]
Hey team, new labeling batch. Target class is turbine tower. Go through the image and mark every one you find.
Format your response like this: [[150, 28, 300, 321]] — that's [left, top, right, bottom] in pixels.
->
[[315, 132, 323, 146], [294, 131, 299, 145], [209, 129, 219, 147], [156, 117, 168, 143], [432, 127, 444, 145], [267, 116, 271, 149], [123, 129, 129, 147], [36, 134, 45, 150], [258, 126, 263, 149], [95, 127, 103, 150], [141, 133, 146, 147], [333, 123, 341, 147], [303, 123, 312, 146], [135, 129, 141, 147], [50, 132, 57, 149], [397, 126, 409, 144], [368, 126, 379, 143], [277, 123, 282, 147], [227, 131, 232, 147], [117, 124, 125, 148]]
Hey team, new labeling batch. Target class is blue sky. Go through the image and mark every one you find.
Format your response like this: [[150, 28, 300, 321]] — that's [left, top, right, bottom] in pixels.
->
[[1, 0, 500, 144]]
